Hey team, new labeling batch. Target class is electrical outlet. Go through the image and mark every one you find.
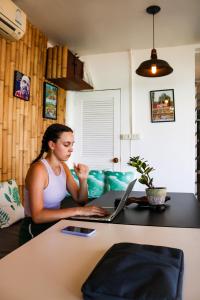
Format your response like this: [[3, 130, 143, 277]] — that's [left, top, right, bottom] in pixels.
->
[[130, 134, 140, 140], [120, 134, 130, 140]]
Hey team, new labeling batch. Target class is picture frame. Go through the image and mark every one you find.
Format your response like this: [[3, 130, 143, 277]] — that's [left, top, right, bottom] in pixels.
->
[[43, 82, 58, 120], [13, 71, 30, 101], [150, 89, 175, 123]]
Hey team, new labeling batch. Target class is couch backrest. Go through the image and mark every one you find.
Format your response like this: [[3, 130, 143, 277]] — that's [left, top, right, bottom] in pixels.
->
[[70, 170, 135, 198], [0, 179, 24, 228]]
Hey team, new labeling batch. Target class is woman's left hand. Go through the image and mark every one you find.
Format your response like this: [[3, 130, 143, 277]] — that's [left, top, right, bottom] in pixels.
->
[[74, 163, 89, 181]]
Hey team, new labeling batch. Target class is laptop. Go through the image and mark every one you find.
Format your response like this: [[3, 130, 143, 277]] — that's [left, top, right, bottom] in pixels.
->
[[70, 179, 137, 222]]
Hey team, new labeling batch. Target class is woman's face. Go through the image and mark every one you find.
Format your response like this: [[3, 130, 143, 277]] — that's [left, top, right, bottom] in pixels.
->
[[20, 75, 30, 94], [50, 131, 74, 161]]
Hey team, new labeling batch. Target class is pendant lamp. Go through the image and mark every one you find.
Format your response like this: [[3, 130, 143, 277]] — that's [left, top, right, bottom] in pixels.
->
[[136, 5, 173, 77]]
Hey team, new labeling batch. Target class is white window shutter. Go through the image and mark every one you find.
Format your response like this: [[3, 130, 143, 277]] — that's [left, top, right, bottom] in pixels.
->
[[81, 98, 114, 157]]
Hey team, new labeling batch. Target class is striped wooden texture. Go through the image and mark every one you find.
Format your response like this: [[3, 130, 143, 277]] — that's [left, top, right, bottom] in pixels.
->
[[0, 21, 66, 200], [46, 46, 68, 78]]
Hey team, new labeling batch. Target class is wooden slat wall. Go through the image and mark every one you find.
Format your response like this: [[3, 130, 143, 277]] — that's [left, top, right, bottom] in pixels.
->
[[47, 46, 68, 79], [0, 21, 66, 200]]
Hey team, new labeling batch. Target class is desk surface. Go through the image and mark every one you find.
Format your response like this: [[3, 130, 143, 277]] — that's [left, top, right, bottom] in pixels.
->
[[0, 220, 200, 300], [88, 191, 200, 228]]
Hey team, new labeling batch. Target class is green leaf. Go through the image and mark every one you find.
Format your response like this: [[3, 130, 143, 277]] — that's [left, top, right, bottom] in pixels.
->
[[144, 167, 152, 174], [141, 174, 148, 180], [139, 178, 148, 186], [10, 205, 15, 211], [149, 178, 154, 188], [136, 167, 143, 174], [12, 187, 21, 206], [141, 162, 147, 170], [4, 193, 12, 203], [8, 186, 12, 195], [128, 155, 155, 188], [130, 162, 138, 167]]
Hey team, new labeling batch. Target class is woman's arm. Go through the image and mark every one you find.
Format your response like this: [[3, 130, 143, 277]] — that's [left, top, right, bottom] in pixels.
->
[[62, 163, 88, 203], [26, 163, 106, 223], [74, 163, 89, 202]]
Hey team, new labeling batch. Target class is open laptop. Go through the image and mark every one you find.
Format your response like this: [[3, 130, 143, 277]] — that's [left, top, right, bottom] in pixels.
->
[[70, 179, 137, 222]]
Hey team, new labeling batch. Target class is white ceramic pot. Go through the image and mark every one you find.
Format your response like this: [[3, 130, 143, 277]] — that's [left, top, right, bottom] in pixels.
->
[[146, 187, 167, 205]]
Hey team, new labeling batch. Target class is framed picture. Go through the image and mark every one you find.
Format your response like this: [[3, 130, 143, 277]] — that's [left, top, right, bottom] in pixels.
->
[[150, 89, 175, 123], [13, 71, 30, 101], [43, 82, 58, 120]]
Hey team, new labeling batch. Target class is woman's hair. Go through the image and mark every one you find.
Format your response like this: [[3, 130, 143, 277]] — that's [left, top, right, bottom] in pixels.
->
[[32, 123, 73, 164]]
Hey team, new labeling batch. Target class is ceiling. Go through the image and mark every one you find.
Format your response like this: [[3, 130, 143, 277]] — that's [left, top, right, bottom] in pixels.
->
[[12, 0, 200, 80], [13, 0, 200, 56]]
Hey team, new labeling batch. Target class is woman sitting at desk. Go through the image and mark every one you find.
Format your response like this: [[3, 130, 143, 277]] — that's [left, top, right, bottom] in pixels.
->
[[19, 123, 107, 244]]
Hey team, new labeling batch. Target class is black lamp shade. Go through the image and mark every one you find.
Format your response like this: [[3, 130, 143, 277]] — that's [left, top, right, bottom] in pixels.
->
[[136, 49, 173, 77]]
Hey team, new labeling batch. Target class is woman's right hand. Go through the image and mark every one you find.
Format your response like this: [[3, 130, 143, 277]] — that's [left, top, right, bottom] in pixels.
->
[[78, 206, 109, 217]]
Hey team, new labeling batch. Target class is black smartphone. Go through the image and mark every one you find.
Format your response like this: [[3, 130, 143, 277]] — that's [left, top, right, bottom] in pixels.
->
[[61, 226, 96, 237]]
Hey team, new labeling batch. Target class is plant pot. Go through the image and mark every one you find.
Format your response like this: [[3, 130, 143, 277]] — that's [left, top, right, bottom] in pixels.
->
[[146, 187, 167, 205]]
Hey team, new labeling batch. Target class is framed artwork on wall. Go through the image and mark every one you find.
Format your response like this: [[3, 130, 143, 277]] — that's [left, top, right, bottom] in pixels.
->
[[13, 71, 30, 101], [43, 82, 58, 120], [150, 89, 175, 123]]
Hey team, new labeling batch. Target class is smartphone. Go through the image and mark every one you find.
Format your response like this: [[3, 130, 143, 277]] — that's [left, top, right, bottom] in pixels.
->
[[61, 226, 96, 237]]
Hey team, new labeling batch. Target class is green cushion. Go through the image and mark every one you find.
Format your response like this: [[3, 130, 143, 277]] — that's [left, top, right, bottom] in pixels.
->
[[87, 170, 105, 198], [104, 171, 135, 192], [0, 179, 24, 228], [70, 170, 105, 198]]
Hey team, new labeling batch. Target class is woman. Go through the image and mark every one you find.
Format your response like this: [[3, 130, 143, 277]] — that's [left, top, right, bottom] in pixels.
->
[[19, 123, 107, 244]]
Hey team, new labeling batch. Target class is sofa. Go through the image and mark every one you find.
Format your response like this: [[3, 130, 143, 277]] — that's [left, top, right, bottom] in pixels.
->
[[70, 169, 135, 199], [0, 170, 134, 259], [0, 179, 24, 259]]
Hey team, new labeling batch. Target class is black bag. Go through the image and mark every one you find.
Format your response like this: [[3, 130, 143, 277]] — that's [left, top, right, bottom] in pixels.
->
[[82, 242, 184, 300]]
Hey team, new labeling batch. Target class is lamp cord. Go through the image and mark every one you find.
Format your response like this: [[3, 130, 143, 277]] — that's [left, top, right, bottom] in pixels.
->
[[153, 13, 155, 49]]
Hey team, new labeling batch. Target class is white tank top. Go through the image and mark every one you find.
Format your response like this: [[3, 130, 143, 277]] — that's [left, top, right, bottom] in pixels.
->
[[24, 159, 69, 217]]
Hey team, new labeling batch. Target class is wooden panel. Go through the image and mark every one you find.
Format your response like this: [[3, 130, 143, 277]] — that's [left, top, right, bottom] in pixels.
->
[[62, 46, 68, 77], [57, 46, 62, 78], [0, 21, 66, 201], [52, 46, 57, 78], [74, 57, 83, 79], [46, 46, 93, 91], [46, 47, 52, 79]]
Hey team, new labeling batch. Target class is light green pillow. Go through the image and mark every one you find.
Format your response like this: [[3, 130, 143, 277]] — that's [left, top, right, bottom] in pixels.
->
[[0, 179, 24, 228], [70, 169, 105, 198], [104, 171, 135, 192], [87, 170, 105, 198]]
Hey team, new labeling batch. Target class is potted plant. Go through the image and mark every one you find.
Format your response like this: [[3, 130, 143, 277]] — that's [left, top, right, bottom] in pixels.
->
[[128, 156, 167, 205]]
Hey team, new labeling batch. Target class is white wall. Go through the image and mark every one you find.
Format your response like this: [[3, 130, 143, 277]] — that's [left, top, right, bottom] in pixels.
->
[[66, 45, 196, 193], [131, 45, 196, 192]]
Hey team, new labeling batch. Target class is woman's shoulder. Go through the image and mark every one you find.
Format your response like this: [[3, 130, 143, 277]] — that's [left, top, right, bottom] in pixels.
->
[[25, 161, 48, 188], [31, 160, 46, 171], [26, 161, 47, 181]]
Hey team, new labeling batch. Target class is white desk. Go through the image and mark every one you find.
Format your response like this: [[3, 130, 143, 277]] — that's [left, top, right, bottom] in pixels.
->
[[0, 220, 200, 300]]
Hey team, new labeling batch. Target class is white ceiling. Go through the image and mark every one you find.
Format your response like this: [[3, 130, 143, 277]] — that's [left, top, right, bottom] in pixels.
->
[[13, 0, 200, 80], [13, 0, 200, 55]]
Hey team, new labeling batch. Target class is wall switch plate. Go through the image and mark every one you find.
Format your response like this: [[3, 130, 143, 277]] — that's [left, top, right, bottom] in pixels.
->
[[120, 133, 141, 140], [130, 134, 140, 140], [120, 134, 130, 140]]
